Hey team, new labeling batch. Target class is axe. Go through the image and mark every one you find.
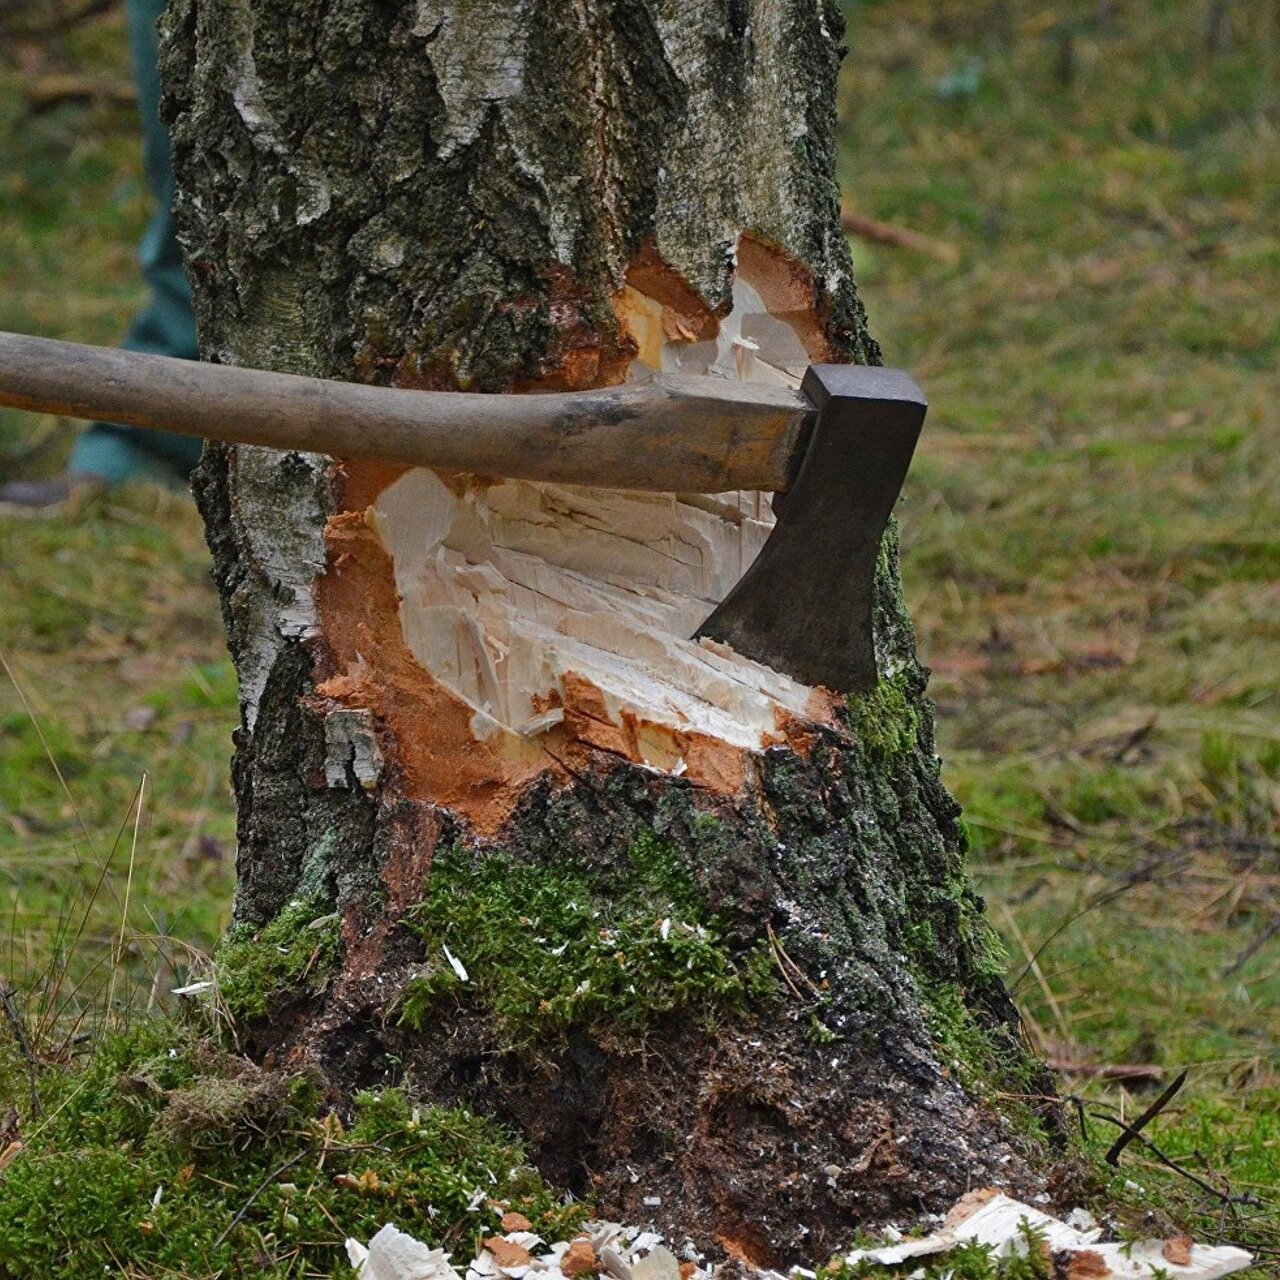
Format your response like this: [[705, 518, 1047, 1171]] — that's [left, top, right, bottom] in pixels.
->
[[0, 329, 926, 693]]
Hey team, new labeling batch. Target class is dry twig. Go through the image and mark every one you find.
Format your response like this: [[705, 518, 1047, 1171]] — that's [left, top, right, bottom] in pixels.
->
[[1221, 914, 1280, 979], [0, 0, 117, 37], [1103, 1068, 1187, 1166], [840, 210, 960, 264], [1090, 1107, 1260, 1209], [1050, 1059, 1165, 1084], [22, 74, 136, 110], [211, 1150, 307, 1249], [0, 982, 42, 1115]]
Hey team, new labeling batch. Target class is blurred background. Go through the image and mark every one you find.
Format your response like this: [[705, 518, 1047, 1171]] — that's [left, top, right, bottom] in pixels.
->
[[0, 0, 1277, 1257]]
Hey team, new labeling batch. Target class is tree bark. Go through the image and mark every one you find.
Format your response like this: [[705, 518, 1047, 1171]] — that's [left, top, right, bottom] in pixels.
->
[[161, 0, 1059, 1260]]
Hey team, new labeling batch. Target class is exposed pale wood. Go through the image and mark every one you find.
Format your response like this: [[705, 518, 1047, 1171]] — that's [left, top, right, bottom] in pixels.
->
[[0, 330, 808, 495], [365, 239, 821, 788]]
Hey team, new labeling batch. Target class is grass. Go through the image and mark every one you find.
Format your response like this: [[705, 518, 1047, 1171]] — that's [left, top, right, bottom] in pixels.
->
[[0, 10, 238, 1035], [0, 0, 1277, 1271], [0, 484, 236, 1032], [838, 0, 1278, 1261]]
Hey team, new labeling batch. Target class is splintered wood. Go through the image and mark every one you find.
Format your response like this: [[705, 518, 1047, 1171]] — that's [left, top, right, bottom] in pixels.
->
[[349, 238, 833, 814]]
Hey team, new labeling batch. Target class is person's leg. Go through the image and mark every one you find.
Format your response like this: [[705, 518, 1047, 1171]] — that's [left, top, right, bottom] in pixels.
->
[[5, 0, 201, 511], [66, 0, 202, 485]]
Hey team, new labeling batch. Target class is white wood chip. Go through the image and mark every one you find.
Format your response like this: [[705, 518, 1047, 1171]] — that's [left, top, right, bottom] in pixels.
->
[[846, 1193, 1254, 1279], [347, 1193, 1252, 1280], [347, 1224, 464, 1280], [600, 1246, 633, 1280], [442, 944, 469, 982], [633, 1246, 681, 1280]]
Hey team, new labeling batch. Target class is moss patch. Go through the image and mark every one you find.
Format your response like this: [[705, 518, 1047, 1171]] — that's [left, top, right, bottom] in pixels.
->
[[915, 977, 1051, 1145], [399, 832, 779, 1044], [216, 897, 341, 1022], [0, 1020, 585, 1278], [845, 671, 922, 762]]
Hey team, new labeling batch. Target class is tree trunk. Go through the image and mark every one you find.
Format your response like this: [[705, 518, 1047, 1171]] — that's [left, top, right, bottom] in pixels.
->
[[161, 0, 1059, 1260]]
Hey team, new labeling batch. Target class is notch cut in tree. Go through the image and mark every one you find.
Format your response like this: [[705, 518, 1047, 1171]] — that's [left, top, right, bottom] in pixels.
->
[[160, 0, 1062, 1262]]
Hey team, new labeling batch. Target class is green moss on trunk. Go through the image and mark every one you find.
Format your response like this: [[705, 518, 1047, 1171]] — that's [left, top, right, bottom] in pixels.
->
[[217, 897, 341, 1022], [399, 833, 780, 1043]]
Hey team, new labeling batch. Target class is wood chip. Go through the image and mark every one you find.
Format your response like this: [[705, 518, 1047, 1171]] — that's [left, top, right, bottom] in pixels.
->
[[660, 306, 700, 343], [501, 1212, 533, 1233], [562, 1238, 599, 1277], [858, 1192, 1252, 1279], [1163, 1236, 1195, 1267], [484, 1237, 534, 1270], [1065, 1251, 1109, 1280], [632, 1247, 681, 1280]]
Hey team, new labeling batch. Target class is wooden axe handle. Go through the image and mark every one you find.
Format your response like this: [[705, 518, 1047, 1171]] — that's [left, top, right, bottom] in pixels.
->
[[0, 330, 811, 494]]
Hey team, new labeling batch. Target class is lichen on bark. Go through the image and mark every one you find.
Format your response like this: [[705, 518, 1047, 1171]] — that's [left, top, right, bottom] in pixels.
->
[[162, 0, 1061, 1257]]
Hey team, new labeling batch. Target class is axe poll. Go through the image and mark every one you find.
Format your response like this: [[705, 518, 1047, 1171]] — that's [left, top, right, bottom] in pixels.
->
[[0, 329, 926, 693]]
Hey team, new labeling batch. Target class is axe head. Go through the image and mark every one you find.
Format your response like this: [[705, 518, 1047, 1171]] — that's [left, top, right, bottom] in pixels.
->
[[695, 364, 927, 694]]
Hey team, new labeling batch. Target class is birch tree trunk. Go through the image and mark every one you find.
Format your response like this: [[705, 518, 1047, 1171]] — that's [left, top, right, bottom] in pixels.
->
[[161, 0, 1059, 1259]]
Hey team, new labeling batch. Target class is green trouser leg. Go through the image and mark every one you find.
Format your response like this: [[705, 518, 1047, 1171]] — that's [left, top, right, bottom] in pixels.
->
[[67, 0, 203, 485]]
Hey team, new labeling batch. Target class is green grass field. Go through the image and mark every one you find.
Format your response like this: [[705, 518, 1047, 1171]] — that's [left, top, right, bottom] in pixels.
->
[[1, 0, 1277, 1267]]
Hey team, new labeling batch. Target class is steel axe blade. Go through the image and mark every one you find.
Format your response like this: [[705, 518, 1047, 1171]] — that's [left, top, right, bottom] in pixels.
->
[[0, 330, 926, 692], [695, 365, 927, 693]]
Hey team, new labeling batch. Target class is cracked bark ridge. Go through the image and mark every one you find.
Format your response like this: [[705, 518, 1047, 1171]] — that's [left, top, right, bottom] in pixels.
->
[[165, 0, 1061, 1257]]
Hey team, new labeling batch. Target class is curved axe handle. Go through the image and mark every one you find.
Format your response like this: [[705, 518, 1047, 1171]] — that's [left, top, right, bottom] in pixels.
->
[[1, 329, 929, 691], [0, 330, 811, 495]]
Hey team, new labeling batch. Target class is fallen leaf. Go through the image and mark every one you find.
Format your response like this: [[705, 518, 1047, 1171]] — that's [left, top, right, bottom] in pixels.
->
[[334, 1169, 382, 1194]]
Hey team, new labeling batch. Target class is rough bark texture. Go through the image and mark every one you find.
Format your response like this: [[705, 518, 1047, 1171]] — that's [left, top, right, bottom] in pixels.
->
[[162, 0, 1062, 1262]]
